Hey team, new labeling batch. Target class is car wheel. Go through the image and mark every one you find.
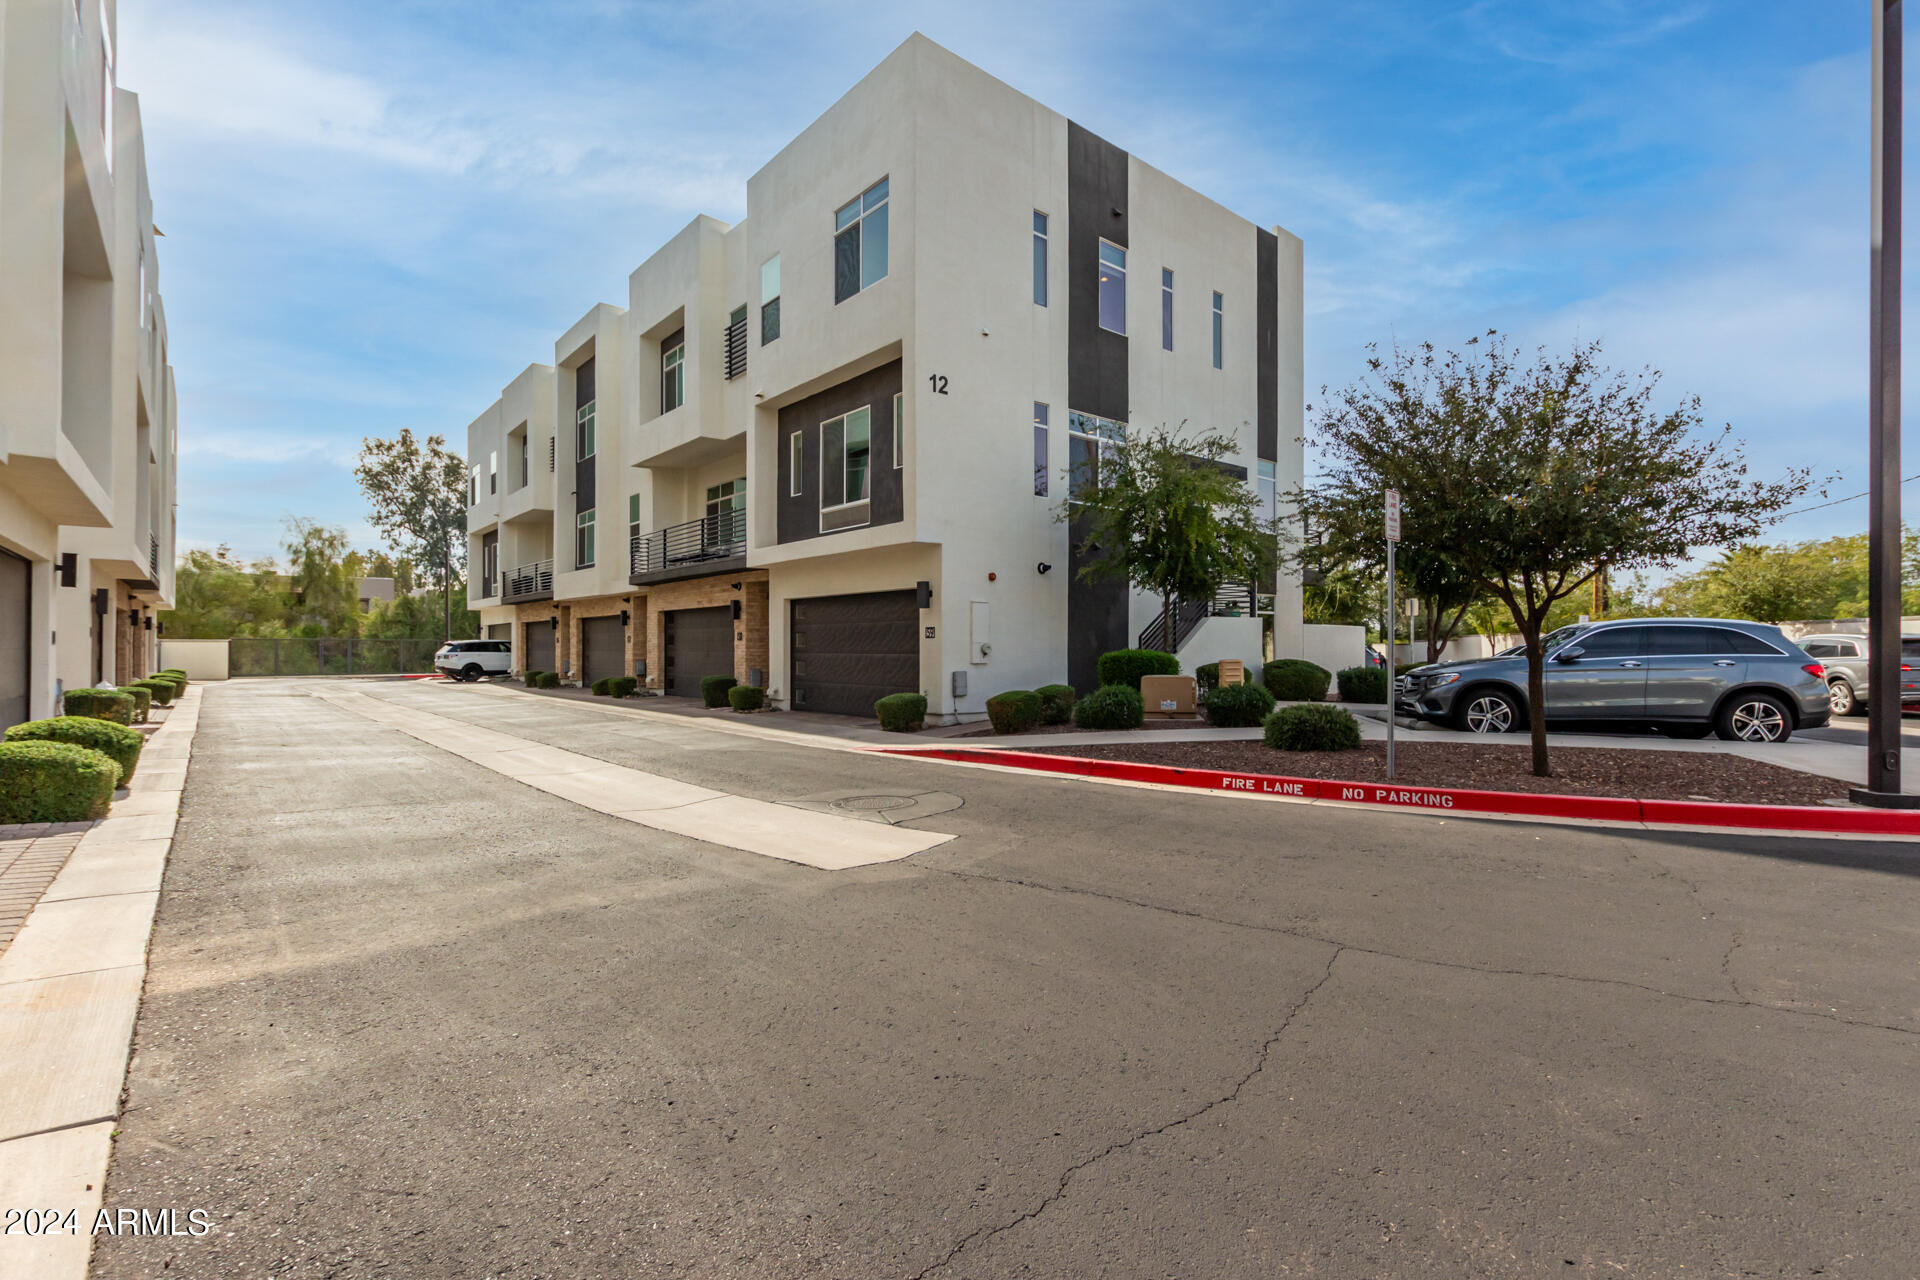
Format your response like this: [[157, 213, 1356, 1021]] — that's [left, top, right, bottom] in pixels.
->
[[1457, 688, 1520, 735], [1715, 692, 1792, 743], [461, 663, 484, 682], [1659, 723, 1714, 740], [1828, 679, 1859, 717]]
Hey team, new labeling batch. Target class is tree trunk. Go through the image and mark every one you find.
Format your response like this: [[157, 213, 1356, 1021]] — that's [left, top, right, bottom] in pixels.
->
[[1160, 590, 1176, 654], [442, 537, 451, 643], [1522, 623, 1550, 777]]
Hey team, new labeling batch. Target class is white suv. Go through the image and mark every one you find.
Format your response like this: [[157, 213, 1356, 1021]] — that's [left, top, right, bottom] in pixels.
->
[[434, 639, 513, 681]]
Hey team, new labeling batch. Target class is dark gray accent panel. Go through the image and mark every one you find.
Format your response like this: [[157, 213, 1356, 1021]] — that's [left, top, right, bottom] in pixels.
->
[[0, 548, 28, 732], [1256, 228, 1279, 462], [1067, 511, 1130, 694], [580, 615, 626, 687], [775, 359, 903, 545], [524, 620, 555, 674], [666, 606, 733, 697], [790, 590, 919, 716], [1067, 121, 1128, 424], [574, 356, 596, 514]]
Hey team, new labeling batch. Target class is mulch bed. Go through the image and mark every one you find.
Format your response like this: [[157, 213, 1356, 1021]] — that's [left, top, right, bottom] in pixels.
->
[[957, 718, 1220, 737], [1023, 740, 1850, 806]]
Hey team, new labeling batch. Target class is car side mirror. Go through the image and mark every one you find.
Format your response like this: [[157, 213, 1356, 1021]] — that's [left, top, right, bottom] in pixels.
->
[[1554, 646, 1585, 663]]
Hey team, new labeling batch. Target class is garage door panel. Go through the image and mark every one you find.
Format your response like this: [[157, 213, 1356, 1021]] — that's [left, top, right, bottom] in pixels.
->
[[0, 549, 27, 733], [525, 624, 555, 675], [667, 606, 733, 698], [791, 590, 918, 717], [580, 616, 625, 687]]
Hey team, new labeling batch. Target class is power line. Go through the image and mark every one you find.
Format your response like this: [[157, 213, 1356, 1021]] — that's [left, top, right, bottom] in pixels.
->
[[1779, 473, 1920, 518]]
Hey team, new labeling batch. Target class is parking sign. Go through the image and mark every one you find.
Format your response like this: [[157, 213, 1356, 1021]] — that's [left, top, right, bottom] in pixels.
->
[[1385, 489, 1401, 542]]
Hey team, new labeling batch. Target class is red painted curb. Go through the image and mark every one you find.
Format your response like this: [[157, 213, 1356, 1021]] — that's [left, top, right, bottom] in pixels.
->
[[879, 746, 1916, 837]]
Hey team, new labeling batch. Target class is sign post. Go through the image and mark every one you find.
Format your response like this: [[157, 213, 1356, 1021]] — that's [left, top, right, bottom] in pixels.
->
[[1385, 489, 1401, 782]]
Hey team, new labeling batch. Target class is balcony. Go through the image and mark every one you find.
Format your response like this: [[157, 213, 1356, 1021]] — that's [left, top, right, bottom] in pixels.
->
[[502, 558, 554, 604], [629, 511, 746, 586]]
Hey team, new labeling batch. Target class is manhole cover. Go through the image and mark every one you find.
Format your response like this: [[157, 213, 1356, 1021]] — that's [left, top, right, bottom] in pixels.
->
[[832, 794, 917, 812]]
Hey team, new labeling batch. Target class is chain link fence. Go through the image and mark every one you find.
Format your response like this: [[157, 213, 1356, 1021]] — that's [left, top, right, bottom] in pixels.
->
[[227, 637, 442, 677]]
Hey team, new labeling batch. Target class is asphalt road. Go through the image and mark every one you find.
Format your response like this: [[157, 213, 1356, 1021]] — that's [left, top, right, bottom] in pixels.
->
[[92, 679, 1920, 1278]]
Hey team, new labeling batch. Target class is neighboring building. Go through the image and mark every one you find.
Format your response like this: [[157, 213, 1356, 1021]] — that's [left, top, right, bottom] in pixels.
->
[[357, 577, 397, 613], [464, 34, 1303, 720], [0, 0, 180, 731]]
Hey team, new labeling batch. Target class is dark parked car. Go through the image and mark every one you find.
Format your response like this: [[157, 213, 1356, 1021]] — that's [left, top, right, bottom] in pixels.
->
[[1394, 618, 1831, 742]]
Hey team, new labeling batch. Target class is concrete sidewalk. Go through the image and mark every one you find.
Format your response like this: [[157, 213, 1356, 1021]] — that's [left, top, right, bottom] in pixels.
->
[[0, 686, 201, 1280]]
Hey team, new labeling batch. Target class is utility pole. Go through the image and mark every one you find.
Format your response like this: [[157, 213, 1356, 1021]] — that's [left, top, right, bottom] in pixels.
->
[[442, 531, 452, 643], [1385, 489, 1401, 782], [1855, 0, 1917, 807]]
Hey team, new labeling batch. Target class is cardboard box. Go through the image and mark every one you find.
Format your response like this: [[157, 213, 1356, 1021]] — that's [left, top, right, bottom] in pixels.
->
[[1140, 674, 1199, 719]]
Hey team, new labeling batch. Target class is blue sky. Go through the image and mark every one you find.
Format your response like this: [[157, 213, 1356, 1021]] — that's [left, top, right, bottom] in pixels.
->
[[120, 1, 1873, 569]]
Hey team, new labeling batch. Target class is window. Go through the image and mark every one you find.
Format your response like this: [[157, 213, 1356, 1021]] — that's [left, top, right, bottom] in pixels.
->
[[724, 306, 748, 380], [576, 402, 596, 460], [820, 407, 871, 530], [1257, 459, 1276, 523], [661, 337, 685, 413], [1067, 410, 1125, 501], [488, 451, 497, 495], [1211, 292, 1224, 369], [576, 510, 595, 569], [893, 392, 904, 469], [1033, 403, 1050, 497], [1098, 241, 1126, 334], [834, 177, 890, 303], [761, 255, 781, 344], [138, 247, 148, 330], [1838, 640, 1861, 657], [517, 433, 528, 488], [1161, 269, 1174, 351], [628, 493, 642, 544], [789, 431, 803, 496], [1721, 628, 1785, 655], [482, 539, 497, 596], [1032, 212, 1049, 306], [706, 477, 746, 545], [1570, 627, 1653, 659], [1649, 626, 1734, 656], [100, 0, 113, 172], [469, 465, 480, 506], [1804, 641, 1838, 658]]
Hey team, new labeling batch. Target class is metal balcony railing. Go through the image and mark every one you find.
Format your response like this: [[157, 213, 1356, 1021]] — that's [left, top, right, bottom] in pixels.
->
[[1136, 581, 1259, 653], [502, 558, 554, 603], [630, 510, 747, 578], [149, 533, 159, 575]]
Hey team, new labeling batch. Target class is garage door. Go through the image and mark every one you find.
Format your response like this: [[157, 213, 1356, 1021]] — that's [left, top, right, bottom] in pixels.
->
[[580, 615, 626, 687], [0, 549, 28, 732], [666, 606, 733, 698], [791, 590, 919, 717], [524, 621, 555, 675], [486, 623, 510, 641]]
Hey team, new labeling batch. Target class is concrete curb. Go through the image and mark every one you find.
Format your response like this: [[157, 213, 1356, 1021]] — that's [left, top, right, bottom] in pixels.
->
[[0, 685, 202, 1279], [876, 745, 1920, 842]]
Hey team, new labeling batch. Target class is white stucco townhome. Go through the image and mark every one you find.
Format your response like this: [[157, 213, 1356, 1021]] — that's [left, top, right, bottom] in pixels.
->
[[464, 33, 1304, 722]]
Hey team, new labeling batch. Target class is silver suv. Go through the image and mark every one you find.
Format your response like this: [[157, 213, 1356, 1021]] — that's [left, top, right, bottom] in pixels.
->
[[1796, 633, 1920, 715], [1395, 618, 1831, 742]]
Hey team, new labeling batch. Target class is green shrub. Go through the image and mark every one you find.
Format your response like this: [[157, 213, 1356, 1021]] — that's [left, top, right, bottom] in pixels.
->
[[609, 676, 638, 698], [130, 678, 175, 707], [985, 689, 1043, 735], [591, 677, 613, 696], [117, 685, 152, 723], [1096, 649, 1180, 691], [1072, 684, 1144, 731], [0, 741, 120, 822], [534, 671, 560, 690], [63, 687, 136, 724], [157, 668, 187, 678], [1264, 704, 1364, 752], [6, 715, 144, 787], [1195, 660, 1265, 697], [1336, 665, 1390, 704], [875, 692, 927, 732], [1262, 659, 1331, 703], [727, 685, 765, 712], [523, 670, 545, 686], [1035, 683, 1077, 726], [699, 675, 737, 708], [1203, 681, 1276, 728]]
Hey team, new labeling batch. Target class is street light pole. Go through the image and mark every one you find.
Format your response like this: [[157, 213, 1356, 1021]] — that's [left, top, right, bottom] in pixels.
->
[[1855, 0, 1916, 807]]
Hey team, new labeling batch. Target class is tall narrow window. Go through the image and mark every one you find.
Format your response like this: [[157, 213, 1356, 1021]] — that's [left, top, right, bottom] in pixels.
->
[[1257, 459, 1277, 523], [724, 306, 748, 380], [99, 0, 113, 172], [1211, 292, 1224, 369], [706, 478, 746, 547], [576, 510, 595, 569], [628, 493, 642, 544], [819, 407, 872, 530], [469, 465, 479, 506], [1161, 269, 1174, 351], [1032, 212, 1049, 306], [661, 335, 685, 413], [1067, 411, 1125, 501], [488, 451, 497, 494], [1033, 403, 1049, 497], [789, 430, 803, 496], [834, 177, 889, 303], [518, 434, 528, 487], [893, 392, 904, 469], [576, 402, 596, 460], [760, 255, 781, 344], [1098, 241, 1126, 334]]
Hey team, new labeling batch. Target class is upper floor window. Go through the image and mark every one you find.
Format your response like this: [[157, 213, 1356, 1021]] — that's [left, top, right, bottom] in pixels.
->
[[820, 406, 871, 530], [893, 392, 904, 469], [100, 0, 113, 172], [1032, 212, 1049, 306], [468, 465, 480, 506], [628, 493, 641, 542], [515, 431, 528, 488], [834, 177, 889, 303], [707, 478, 746, 543], [661, 336, 685, 413], [576, 402, 596, 460], [488, 451, 497, 494], [761, 255, 781, 344], [1257, 459, 1276, 523], [1161, 269, 1174, 351], [1067, 410, 1125, 501], [576, 510, 596, 569], [724, 306, 748, 381], [1098, 241, 1126, 334], [1033, 403, 1050, 498], [1211, 292, 1224, 369], [789, 430, 803, 497]]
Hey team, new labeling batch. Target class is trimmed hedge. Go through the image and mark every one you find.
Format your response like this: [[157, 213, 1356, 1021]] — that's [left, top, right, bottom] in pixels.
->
[[875, 693, 927, 732], [1035, 683, 1076, 726], [609, 676, 638, 698], [727, 685, 766, 712], [0, 741, 120, 823], [1096, 649, 1180, 691], [1264, 703, 1363, 752], [700, 675, 737, 708], [131, 678, 176, 707], [6, 715, 144, 787], [986, 689, 1043, 735], [1337, 665, 1390, 704], [63, 687, 136, 724], [523, 670, 545, 687], [1262, 659, 1331, 703], [591, 677, 613, 696], [1203, 681, 1276, 728], [1072, 684, 1144, 731], [117, 685, 152, 723], [533, 671, 561, 689]]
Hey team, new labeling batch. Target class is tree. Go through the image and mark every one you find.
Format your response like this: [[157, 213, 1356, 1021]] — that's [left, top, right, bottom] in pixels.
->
[[284, 519, 363, 636], [354, 429, 467, 640], [1650, 532, 1920, 621], [1061, 423, 1274, 654], [1305, 333, 1814, 775]]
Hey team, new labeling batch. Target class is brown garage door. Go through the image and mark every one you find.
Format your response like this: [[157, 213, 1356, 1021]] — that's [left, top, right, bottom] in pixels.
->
[[580, 615, 626, 687], [666, 606, 733, 698], [791, 590, 919, 717], [0, 549, 28, 732], [524, 621, 555, 675]]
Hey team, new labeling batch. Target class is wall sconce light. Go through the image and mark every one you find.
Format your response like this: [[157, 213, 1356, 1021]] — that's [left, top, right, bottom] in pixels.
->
[[549, 618, 559, 632], [729, 581, 742, 591], [619, 610, 629, 626], [916, 580, 932, 609], [1037, 562, 1052, 575], [92, 588, 109, 616], [57, 553, 77, 587], [731, 600, 742, 621], [143, 614, 153, 631]]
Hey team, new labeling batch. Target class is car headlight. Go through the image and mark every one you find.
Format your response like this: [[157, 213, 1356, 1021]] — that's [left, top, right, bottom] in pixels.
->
[[1426, 672, 1462, 687]]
